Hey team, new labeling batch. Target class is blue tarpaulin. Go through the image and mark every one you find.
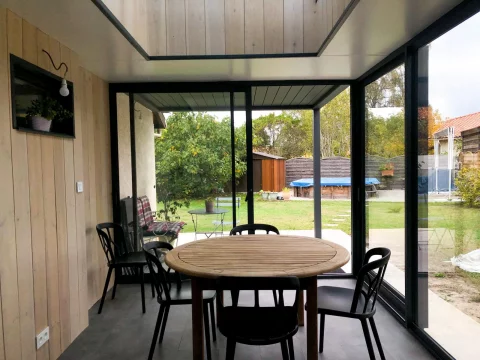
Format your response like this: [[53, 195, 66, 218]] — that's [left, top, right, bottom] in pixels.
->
[[290, 177, 380, 187]]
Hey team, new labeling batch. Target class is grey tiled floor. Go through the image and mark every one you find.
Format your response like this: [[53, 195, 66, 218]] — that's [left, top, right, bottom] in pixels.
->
[[59, 279, 435, 360]]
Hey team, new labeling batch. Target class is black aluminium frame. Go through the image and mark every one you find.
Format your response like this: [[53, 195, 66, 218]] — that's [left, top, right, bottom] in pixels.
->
[[353, 1, 480, 360]]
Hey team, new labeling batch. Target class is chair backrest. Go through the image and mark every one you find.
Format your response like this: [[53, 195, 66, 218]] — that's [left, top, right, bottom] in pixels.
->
[[229, 223, 280, 236], [351, 247, 391, 314], [96, 223, 127, 264], [217, 276, 299, 308], [143, 242, 174, 303]]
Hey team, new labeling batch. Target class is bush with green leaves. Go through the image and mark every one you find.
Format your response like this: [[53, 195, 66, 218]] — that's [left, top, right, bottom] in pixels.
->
[[456, 167, 480, 207], [155, 112, 246, 220]]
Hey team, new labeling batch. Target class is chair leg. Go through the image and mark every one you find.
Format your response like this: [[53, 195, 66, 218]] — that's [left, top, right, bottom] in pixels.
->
[[203, 303, 212, 360], [369, 317, 386, 360], [361, 319, 376, 360], [281, 340, 289, 360], [148, 304, 165, 360], [226, 338, 236, 360], [254, 290, 259, 307], [319, 313, 325, 353], [209, 300, 216, 341], [288, 337, 295, 360], [150, 278, 155, 298], [140, 266, 146, 313], [158, 305, 170, 343], [98, 267, 113, 314], [111, 268, 118, 300]]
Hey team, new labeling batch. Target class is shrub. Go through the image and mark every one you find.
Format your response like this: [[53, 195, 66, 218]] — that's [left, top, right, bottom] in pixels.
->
[[456, 167, 480, 207]]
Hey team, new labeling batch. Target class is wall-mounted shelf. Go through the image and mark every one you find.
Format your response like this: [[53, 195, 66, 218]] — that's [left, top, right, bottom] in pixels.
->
[[10, 54, 75, 138]]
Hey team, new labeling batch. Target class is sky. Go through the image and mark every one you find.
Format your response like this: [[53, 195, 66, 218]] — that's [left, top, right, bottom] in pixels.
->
[[428, 11, 480, 120]]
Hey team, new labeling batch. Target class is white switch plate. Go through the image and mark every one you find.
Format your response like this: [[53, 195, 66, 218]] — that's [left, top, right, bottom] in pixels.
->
[[76, 181, 84, 193], [36, 327, 49, 349]]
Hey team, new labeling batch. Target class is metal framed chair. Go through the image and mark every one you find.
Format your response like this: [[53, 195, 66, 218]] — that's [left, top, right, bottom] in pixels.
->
[[229, 223, 280, 236], [144, 242, 216, 360], [216, 276, 300, 360], [315, 247, 391, 359], [96, 223, 153, 314]]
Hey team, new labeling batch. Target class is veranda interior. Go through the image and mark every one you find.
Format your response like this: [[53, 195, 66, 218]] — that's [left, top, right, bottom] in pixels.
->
[[0, 1, 479, 360]]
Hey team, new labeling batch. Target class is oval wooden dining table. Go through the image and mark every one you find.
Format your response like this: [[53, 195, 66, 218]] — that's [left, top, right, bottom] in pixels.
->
[[165, 234, 350, 360]]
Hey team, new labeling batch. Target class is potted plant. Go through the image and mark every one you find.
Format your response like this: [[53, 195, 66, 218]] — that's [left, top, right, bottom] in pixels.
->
[[260, 190, 268, 200], [379, 163, 394, 177], [268, 191, 278, 201], [26, 96, 72, 132], [205, 196, 215, 213], [282, 187, 291, 200]]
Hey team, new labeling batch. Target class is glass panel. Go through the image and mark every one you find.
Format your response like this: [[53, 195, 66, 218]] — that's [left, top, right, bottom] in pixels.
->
[[365, 65, 406, 295], [320, 88, 352, 274], [417, 12, 480, 359]]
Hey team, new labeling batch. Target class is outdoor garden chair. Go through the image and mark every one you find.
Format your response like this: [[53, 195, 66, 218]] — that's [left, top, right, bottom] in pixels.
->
[[216, 276, 300, 360], [143, 242, 217, 360], [96, 223, 154, 314], [313, 247, 391, 359]]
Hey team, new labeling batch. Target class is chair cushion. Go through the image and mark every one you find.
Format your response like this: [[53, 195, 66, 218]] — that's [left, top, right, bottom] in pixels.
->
[[143, 221, 185, 238], [316, 286, 370, 316], [219, 306, 298, 345], [114, 251, 147, 266]]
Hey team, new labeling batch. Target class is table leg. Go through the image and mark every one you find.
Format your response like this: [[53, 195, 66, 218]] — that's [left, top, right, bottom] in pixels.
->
[[297, 290, 305, 326], [306, 276, 318, 360], [191, 277, 204, 360]]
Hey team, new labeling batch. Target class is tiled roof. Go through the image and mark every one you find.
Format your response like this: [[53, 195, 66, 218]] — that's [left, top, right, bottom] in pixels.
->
[[434, 112, 480, 137]]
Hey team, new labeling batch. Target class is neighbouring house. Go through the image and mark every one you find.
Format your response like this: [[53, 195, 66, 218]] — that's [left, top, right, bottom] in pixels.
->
[[433, 111, 480, 154]]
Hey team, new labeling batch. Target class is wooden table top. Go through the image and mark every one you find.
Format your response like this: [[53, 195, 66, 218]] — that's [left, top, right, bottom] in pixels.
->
[[165, 235, 350, 278]]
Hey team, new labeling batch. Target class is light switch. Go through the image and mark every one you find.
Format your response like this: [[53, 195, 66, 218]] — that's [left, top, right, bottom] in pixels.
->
[[76, 181, 84, 193]]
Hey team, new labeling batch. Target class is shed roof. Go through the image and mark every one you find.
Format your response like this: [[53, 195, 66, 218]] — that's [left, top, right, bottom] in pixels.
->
[[253, 152, 285, 160]]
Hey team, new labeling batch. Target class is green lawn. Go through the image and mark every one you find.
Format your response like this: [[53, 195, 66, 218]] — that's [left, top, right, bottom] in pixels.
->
[[163, 196, 480, 244]]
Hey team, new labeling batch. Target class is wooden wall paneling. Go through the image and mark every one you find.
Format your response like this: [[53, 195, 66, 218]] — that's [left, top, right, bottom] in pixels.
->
[[166, 0, 187, 55], [284, 0, 303, 53], [205, 0, 225, 55], [56, 43, 72, 352], [84, 70, 100, 307], [327, 0, 334, 32], [244, 0, 264, 54], [225, 0, 245, 54], [304, 0, 322, 53], [23, 20, 50, 360], [333, 0, 345, 24], [264, 0, 283, 54], [124, 0, 149, 52], [186, 0, 206, 55], [71, 53, 89, 333], [38, 34, 62, 360], [147, 0, 167, 56], [1, 8, 22, 360]]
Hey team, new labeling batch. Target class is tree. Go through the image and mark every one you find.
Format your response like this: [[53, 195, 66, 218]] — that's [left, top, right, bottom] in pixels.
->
[[155, 112, 246, 220], [366, 110, 405, 158], [365, 66, 405, 108]]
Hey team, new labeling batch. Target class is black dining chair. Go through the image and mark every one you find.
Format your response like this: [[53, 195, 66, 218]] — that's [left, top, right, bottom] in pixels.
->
[[217, 276, 300, 360], [96, 223, 153, 314], [143, 242, 217, 360], [229, 223, 280, 306], [229, 223, 280, 236], [315, 247, 391, 360]]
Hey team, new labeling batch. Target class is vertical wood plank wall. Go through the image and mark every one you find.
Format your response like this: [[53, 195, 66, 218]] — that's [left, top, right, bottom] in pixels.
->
[[0, 8, 112, 360], [106, 0, 353, 56]]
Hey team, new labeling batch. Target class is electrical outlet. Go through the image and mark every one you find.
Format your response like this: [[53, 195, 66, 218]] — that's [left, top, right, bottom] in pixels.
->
[[36, 327, 49, 349]]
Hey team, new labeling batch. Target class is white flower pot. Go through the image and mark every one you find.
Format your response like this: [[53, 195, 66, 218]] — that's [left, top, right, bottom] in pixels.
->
[[261, 192, 268, 200], [268, 192, 278, 200], [31, 115, 52, 132]]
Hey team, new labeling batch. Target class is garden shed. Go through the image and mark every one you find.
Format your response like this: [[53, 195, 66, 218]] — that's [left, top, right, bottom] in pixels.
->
[[236, 152, 286, 192]]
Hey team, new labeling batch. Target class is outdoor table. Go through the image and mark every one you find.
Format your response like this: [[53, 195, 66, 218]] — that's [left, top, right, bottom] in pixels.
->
[[188, 208, 228, 240], [165, 234, 350, 360]]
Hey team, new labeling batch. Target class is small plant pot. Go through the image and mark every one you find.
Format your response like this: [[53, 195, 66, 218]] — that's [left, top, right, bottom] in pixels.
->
[[381, 170, 394, 177], [261, 192, 268, 200], [283, 191, 291, 200], [205, 200, 214, 213], [31, 115, 52, 132]]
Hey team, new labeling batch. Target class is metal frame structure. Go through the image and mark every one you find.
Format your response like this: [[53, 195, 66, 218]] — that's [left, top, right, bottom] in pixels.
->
[[107, 1, 480, 359]]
